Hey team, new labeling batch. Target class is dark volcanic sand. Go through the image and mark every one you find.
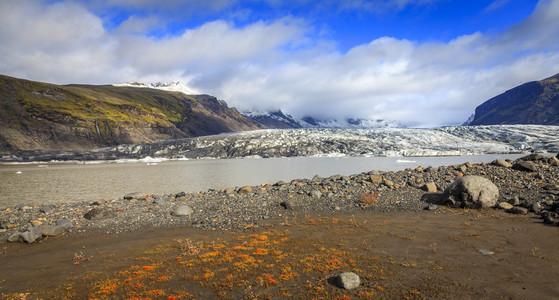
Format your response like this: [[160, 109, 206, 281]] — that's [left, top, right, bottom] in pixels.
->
[[1, 210, 558, 299]]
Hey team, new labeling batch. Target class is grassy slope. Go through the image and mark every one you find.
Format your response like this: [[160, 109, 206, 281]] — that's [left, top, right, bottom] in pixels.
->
[[0, 75, 262, 152]]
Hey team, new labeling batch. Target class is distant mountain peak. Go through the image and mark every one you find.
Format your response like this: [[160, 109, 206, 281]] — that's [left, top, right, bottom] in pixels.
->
[[114, 81, 199, 95]]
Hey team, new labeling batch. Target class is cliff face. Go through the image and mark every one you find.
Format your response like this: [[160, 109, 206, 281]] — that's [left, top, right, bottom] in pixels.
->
[[0, 75, 263, 152], [470, 73, 559, 125]]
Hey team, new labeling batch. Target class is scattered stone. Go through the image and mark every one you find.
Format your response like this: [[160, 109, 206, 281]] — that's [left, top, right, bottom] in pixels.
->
[[153, 198, 166, 205], [84, 208, 116, 220], [493, 159, 512, 168], [238, 186, 253, 194], [7, 232, 22, 243], [421, 182, 438, 193], [519, 154, 545, 161], [31, 220, 43, 226], [336, 272, 360, 290], [40, 204, 55, 214], [541, 212, 558, 224], [479, 249, 495, 255], [425, 204, 439, 211], [56, 219, 73, 228], [529, 202, 543, 214], [443, 176, 499, 209], [370, 175, 382, 184], [124, 192, 151, 200], [383, 180, 395, 188], [310, 190, 323, 198], [512, 161, 536, 172], [497, 202, 514, 210], [171, 205, 193, 216], [505, 207, 529, 214], [175, 191, 186, 198], [40, 224, 66, 236], [279, 201, 293, 210], [20, 226, 43, 243]]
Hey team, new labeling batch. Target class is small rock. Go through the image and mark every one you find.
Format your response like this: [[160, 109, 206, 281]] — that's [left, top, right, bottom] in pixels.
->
[[124, 192, 151, 200], [529, 202, 543, 214], [238, 186, 253, 194], [519, 154, 545, 161], [175, 191, 186, 198], [497, 202, 514, 210], [383, 180, 395, 188], [512, 161, 536, 172], [40, 224, 66, 236], [505, 207, 529, 214], [40, 204, 55, 214], [493, 160, 512, 168], [479, 249, 495, 255], [56, 219, 73, 228], [336, 272, 360, 290], [20, 227, 43, 244], [421, 182, 437, 193], [310, 190, 322, 198], [370, 175, 383, 184], [153, 198, 166, 205], [171, 205, 193, 216], [279, 201, 293, 210], [425, 204, 439, 211], [84, 208, 116, 220], [31, 220, 43, 226], [7, 232, 23, 243]]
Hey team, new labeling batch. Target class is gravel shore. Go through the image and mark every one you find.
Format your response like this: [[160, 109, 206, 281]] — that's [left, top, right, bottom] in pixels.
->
[[1, 154, 558, 243]]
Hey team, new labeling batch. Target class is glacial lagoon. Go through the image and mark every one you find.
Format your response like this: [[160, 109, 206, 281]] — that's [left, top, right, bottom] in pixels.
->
[[0, 154, 526, 207]]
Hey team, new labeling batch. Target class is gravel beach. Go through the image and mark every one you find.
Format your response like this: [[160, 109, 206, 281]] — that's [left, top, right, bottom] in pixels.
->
[[2, 153, 558, 240]]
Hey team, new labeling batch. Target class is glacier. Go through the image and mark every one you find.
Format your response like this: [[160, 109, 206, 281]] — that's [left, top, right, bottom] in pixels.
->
[[1, 125, 557, 162]]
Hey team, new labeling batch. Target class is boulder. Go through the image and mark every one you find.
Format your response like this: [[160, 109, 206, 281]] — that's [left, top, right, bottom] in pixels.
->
[[512, 161, 536, 172], [83, 208, 116, 220], [383, 180, 395, 188], [336, 272, 360, 290], [7, 233, 23, 243], [153, 198, 166, 205], [171, 205, 193, 216], [443, 176, 499, 209]]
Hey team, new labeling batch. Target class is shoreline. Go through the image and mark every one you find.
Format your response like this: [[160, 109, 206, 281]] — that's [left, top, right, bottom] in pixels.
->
[[1, 153, 558, 242]]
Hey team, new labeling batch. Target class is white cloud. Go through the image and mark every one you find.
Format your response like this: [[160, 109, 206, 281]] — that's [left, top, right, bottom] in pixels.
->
[[0, 0, 558, 127]]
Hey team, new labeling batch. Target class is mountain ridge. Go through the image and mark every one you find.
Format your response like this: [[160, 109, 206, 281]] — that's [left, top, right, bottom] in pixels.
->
[[0, 75, 262, 153], [470, 73, 559, 125]]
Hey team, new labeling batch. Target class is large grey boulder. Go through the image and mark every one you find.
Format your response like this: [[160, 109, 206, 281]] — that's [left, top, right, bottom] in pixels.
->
[[443, 176, 499, 209], [40, 224, 67, 236], [20, 226, 43, 243], [336, 272, 360, 290]]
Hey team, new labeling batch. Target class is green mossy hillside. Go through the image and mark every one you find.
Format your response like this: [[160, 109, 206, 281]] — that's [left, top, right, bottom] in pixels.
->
[[0, 75, 262, 152]]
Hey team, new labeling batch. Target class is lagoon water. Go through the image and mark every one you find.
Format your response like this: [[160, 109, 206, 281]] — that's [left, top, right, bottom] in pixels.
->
[[0, 154, 525, 206]]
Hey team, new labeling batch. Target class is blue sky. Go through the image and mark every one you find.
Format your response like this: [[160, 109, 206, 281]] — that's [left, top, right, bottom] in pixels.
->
[[1, 0, 558, 127]]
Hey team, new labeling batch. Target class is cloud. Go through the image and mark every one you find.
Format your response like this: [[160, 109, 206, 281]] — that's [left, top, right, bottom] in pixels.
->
[[484, 0, 510, 12], [0, 0, 558, 127]]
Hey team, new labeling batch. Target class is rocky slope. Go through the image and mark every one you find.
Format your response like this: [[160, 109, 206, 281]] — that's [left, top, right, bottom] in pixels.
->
[[470, 72, 559, 125], [0, 75, 262, 153], [2, 125, 558, 162]]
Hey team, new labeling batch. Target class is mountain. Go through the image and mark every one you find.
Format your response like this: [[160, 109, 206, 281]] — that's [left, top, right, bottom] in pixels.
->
[[242, 110, 402, 129], [469, 73, 559, 125], [0, 75, 262, 153]]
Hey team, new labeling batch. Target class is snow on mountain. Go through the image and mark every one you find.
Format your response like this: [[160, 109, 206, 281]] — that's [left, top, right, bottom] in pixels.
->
[[114, 81, 198, 95], [242, 110, 403, 129]]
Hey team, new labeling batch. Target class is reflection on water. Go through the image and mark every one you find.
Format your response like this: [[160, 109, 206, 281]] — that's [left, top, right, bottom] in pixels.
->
[[0, 154, 524, 206]]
